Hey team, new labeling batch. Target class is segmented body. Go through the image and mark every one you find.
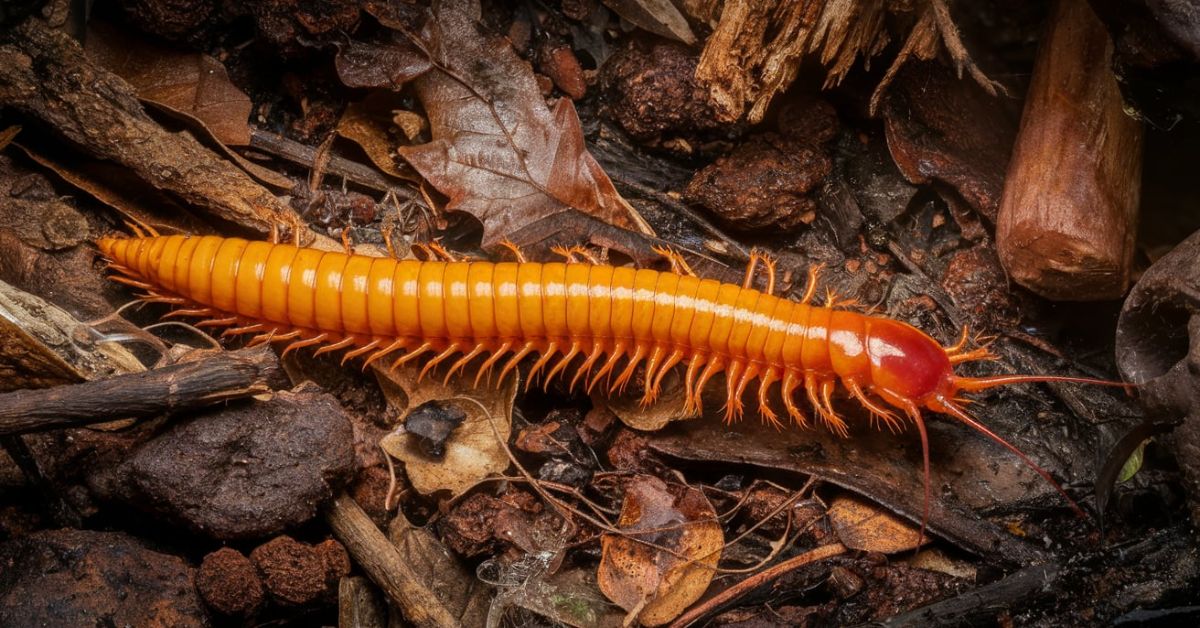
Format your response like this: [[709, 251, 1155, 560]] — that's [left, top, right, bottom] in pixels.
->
[[100, 233, 1125, 523], [98, 234, 969, 431]]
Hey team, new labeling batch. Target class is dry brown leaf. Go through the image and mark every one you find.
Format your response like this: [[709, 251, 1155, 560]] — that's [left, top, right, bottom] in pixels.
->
[[394, 0, 654, 248], [335, 94, 418, 180], [598, 476, 722, 626], [375, 360, 517, 496], [85, 22, 253, 146], [827, 494, 928, 554], [602, 0, 696, 44], [596, 367, 699, 432], [334, 37, 432, 89], [388, 515, 492, 626]]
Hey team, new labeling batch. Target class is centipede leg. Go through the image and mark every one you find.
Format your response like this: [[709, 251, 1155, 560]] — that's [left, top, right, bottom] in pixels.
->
[[692, 356, 726, 415], [902, 402, 932, 549], [363, 338, 407, 369], [780, 370, 808, 427], [418, 342, 461, 382], [651, 245, 697, 277], [427, 241, 459, 262], [820, 379, 848, 436], [570, 341, 604, 392], [638, 345, 667, 405], [391, 341, 433, 370], [498, 342, 535, 385], [845, 380, 902, 433], [497, 239, 528, 263], [342, 338, 382, 365], [475, 341, 512, 387], [729, 362, 761, 423], [527, 341, 559, 390], [341, 227, 355, 255], [741, 249, 777, 295], [544, 341, 581, 390], [551, 245, 579, 264], [756, 367, 781, 428], [648, 348, 684, 401], [313, 336, 357, 357], [589, 342, 626, 394], [612, 344, 647, 394], [282, 333, 330, 357], [683, 353, 708, 413], [800, 264, 824, 305], [444, 343, 486, 385]]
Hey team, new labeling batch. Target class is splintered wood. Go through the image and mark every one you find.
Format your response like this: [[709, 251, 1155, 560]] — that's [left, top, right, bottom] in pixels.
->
[[692, 0, 1001, 122]]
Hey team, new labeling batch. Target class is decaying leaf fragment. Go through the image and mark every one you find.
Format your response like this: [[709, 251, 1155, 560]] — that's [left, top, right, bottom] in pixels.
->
[[598, 475, 723, 626], [393, 0, 654, 247], [827, 494, 927, 554], [375, 360, 517, 497]]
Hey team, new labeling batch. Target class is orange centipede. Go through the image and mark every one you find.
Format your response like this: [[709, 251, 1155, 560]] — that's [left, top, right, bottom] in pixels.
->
[[96, 230, 1127, 530]]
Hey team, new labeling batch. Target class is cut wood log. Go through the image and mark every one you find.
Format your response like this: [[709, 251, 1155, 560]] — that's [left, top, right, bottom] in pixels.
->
[[996, 0, 1143, 301]]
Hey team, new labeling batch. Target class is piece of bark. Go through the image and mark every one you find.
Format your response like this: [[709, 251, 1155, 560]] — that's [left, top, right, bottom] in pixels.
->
[[0, 346, 280, 436], [996, 0, 1143, 301], [324, 493, 463, 628], [0, 18, 307, 241]]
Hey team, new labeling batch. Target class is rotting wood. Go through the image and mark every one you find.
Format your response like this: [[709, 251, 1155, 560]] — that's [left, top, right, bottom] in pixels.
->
[[0, 18, 313, 243], [0, 346, 280, 436], [996, 0, 1143, 301], [324, 493, 463, 628]]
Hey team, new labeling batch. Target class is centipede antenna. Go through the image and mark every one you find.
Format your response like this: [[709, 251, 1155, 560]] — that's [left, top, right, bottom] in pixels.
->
[[904, 404, 932, 550], [952, 374, 1131, 393], [937, 398, 1088, 519]]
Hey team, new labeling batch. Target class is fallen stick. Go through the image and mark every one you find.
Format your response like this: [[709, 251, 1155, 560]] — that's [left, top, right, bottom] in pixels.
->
[[324, 493, 462, 628], [996, 0, 1143, 300], [0, 346, 280, 436]]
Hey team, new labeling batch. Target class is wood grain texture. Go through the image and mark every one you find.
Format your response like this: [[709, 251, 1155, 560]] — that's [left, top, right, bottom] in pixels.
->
[[997, 0, 1143, 301], [0, 346, 279, 435]]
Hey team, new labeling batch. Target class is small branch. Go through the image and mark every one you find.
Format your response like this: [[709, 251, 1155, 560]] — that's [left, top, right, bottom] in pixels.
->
[[323, 493, 463, 628], [668, 542, 847, 628], [0, 346, 280, 436]]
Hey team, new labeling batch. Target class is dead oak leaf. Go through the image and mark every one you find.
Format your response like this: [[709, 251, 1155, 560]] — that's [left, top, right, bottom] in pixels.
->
[[396, 0, 653, 248], [85, 21, 252, 146], [598, 475, 722, 626]]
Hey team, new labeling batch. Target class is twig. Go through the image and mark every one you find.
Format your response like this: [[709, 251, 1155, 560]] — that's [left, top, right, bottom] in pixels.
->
[[0, 346, 280, 436], [323, 493, 463, 628], [668, 542, 847, 628]]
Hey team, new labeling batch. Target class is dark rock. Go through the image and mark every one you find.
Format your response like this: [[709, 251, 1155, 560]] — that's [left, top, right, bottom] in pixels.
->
[[0, 529, 205, 626], [115, 386, 355, 540], [404, 400, 467, 459], [197, 547, 264, 616], [601, 38, 725, 141], [685, 132, 832, 232], [250, 535, 345, 606]]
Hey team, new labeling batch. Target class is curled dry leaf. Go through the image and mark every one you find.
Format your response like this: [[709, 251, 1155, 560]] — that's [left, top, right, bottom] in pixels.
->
[[85, 22, 253, 146], [827, 494, 927, 554], [374, 360, 517, 496], [596, 367, 699, 432], [335, 94, 418, 181], [394, 0, 654, 248], [334, 37, 432, 89], [601, 0, 696, 44], [598, 475, 723, 626]]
